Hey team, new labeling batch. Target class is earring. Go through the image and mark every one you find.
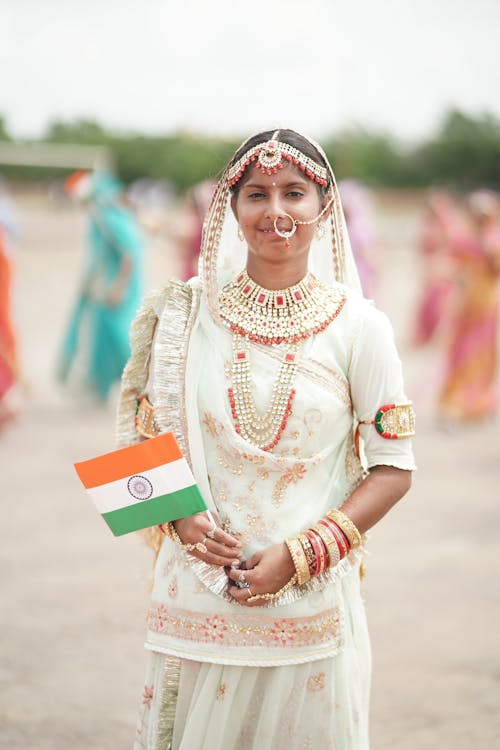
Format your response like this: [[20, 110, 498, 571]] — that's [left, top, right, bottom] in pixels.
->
[[237, 226, 244, 242], [315, 221, 326, 240]]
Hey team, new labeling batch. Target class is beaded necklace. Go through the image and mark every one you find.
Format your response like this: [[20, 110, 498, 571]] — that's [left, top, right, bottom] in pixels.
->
[[220, 270, 346, 451]]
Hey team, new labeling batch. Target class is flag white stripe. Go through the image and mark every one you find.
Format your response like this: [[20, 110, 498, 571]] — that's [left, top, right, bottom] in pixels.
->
[[87, 458, 196, 513]]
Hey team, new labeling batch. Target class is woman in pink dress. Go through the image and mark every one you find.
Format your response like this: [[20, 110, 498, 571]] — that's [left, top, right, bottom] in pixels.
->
[[439, 190, 500, 421]]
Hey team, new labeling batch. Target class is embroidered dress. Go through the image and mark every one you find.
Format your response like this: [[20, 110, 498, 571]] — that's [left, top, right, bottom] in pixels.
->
[[117, 130, 415, 749], [119, 279, 414, 749]]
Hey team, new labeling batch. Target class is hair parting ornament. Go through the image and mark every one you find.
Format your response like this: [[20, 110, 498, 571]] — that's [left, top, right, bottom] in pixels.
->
[[227, 133, 329, 188]]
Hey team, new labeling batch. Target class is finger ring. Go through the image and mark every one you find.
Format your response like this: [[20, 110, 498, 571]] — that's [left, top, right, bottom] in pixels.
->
[[194, 538, 208, 553], [207, 528, 216, 540], [239, 572, 246, 583]]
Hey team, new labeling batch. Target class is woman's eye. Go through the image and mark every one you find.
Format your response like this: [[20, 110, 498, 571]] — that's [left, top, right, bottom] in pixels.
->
[[287, 191, 305, 198], [247, 192, 265, 199]]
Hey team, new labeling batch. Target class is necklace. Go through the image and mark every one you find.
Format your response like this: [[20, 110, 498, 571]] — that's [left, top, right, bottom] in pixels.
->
[[220, 271, 346, 452], [219, 270, 345, 345]]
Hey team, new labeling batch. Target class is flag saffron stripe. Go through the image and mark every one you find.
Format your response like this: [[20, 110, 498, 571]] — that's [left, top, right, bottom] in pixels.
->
[[75, 433, 182, 488], [102, 485, 207, 536], [87, 459, 195, 514]]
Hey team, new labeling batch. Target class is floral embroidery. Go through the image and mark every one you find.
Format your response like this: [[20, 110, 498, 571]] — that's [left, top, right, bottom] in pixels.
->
[[141, 684, 154, 709], [307, 672, 325, 691], [246, 512, 277, 541], [167, 575, 178, 599], [147, 604, 342, 649], [216, 683, 227, 700], [203, 412, 223, 438], [272, 462, 307, 506], [303, 408, 323, 436]]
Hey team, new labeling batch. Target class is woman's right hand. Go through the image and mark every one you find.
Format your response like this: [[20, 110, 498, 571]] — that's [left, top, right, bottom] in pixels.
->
[[173, 513, 243, 568]]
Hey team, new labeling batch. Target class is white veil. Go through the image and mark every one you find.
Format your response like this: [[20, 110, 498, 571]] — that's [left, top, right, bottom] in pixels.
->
[[198, 129, 362, 326]]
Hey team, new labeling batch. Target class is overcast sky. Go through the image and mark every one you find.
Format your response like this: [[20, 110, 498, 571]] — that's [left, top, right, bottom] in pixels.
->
[[1, 0, 499, 142]]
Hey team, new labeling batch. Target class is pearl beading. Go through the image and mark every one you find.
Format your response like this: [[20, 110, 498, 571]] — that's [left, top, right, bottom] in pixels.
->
[[220, 271, 346, 451], [219, 270, 346, 346], [227, 139, 328, 188]]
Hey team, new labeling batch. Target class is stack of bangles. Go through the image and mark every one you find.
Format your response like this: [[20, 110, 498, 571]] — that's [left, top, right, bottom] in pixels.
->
[[285, 508, 362, 586]]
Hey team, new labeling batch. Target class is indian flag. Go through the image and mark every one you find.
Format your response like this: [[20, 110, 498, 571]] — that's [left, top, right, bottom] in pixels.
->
[[74, 433, 207, 536]]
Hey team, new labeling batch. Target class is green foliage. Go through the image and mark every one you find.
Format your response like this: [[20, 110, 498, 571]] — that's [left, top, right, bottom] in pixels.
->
[[1, 110, 500, 190]]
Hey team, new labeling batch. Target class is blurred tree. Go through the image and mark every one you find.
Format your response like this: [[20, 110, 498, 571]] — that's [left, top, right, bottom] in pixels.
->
[[416, 110, 500, 188], [0, 116, 12, 141], [2, 109, 500, 190]]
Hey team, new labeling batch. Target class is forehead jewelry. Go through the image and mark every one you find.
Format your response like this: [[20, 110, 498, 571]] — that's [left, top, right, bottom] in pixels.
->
[[273, 197, 334, 248], [228, 138, 328, 188]]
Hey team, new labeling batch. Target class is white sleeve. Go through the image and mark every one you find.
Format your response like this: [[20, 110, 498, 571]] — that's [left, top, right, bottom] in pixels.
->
[[349, 303, 416, 471]]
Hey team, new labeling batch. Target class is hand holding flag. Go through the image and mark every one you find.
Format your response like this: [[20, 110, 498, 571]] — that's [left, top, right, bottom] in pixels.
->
[[74, 433, 210, 536]]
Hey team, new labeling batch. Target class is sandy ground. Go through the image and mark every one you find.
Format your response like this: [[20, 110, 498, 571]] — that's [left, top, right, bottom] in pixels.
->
[[1, 188, 499, 749]]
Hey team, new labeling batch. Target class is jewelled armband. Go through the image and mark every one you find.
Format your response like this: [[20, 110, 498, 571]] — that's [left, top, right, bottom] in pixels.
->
[[135, 396, 160, 439], [360, 402, 416, 440]]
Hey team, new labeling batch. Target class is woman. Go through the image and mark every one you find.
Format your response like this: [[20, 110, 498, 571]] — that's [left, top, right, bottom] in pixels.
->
[[412, 191, 459, 347], [439, 190, 500, 421], [0, 178, 20, 429], [117, 129, 415, 749], [58, 171, 144, 402]]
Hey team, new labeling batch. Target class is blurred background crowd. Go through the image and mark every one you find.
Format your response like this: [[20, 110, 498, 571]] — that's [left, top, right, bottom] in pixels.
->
[[1, 107, 500, 428]]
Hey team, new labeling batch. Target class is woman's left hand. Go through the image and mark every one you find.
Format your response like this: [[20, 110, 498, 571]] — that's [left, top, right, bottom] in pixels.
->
[[227, 543, 296, 607]]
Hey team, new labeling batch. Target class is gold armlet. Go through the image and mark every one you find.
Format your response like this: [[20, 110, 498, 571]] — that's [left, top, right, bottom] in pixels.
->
[[135, 396, 161, 438]]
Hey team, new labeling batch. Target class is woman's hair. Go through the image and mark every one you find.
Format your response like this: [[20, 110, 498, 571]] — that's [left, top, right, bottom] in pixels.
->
[[229, 128, 330, 197]]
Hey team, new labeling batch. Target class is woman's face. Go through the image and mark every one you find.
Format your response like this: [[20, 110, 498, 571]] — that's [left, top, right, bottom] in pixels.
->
[[231, 163, 324, 264]]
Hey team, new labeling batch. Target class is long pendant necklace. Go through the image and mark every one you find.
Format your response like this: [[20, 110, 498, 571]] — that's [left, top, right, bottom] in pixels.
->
[[220, 270, 346, 452]]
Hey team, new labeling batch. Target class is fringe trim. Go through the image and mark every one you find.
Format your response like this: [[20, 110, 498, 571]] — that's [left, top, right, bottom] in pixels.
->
[[151, 281, 200, 465], [183, 544, 366, 608], [155, 655, 181, 750]]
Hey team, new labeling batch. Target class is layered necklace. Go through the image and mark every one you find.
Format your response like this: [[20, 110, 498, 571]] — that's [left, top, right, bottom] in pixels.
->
[[219, 270, 346, 451]]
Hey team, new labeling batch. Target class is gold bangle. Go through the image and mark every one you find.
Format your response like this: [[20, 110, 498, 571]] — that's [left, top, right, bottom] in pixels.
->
[[247, 574, 298, 602], [298, 533, 315, 570], [285, 537, 311, 585], [326, 509, 362, 548], [311, 523, 340, 569]]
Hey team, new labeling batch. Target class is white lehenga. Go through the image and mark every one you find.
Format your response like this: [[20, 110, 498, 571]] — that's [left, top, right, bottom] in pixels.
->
[[122, 280, 414, 750], [117, 131, 415, 750]]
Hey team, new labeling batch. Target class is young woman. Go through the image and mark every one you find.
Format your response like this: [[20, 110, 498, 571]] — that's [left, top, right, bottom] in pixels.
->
[[58, 171, 144, 402], [117, 129, 416, 749]]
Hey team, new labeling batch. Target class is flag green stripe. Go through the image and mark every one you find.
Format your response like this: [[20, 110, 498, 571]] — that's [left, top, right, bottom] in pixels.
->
[[102, 485, 208, 536]]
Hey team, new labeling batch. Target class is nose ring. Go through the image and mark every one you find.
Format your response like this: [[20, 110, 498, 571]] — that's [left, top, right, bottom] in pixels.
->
[[273, 213, 297, 242]]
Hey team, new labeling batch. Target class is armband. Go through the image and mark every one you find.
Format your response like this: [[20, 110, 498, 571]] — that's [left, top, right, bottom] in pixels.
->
[[135, 396, 160, 438], [361, 402, 415, 439]]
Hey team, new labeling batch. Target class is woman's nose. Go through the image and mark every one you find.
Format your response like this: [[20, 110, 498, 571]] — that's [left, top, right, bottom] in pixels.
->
[[265, 193, 285, 218]]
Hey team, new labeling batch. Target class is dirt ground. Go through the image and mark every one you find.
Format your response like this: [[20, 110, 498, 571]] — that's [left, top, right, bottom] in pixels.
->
[[1, 187, 499, 749]]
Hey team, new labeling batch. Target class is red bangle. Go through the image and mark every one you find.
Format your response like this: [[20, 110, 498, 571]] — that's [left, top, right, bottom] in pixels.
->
[[321, 518, 350, 559], [307, 529, 328, 575]]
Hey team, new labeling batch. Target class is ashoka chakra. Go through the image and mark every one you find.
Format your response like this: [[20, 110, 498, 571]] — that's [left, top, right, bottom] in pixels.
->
[[127, 475, 153, 501]]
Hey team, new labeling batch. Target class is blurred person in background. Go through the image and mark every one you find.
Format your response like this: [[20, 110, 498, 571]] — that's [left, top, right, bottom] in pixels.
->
[[175, 179, 216, 281], [439, 189, 500, 422], [57, 171, 144, 403], [338, 179, 377, 299], [412, 191, 459, 347], [0, 178, 21, 430]]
